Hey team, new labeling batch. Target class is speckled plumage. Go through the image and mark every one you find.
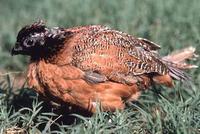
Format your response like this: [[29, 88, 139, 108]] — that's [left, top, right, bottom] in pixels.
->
[[12, 21, 197, 113], [70, 26, 168, 77]]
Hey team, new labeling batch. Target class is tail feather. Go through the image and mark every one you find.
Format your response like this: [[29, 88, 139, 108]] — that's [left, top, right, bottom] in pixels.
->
[[162, 46, 198, 81], [168, 66, 191, 81]]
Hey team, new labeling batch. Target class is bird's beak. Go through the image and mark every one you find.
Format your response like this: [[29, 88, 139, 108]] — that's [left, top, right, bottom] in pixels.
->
[[11, 43, 23, 56]]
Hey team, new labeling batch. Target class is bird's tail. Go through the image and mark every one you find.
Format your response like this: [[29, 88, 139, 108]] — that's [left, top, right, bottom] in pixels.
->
[[162, 46, 198, 81]]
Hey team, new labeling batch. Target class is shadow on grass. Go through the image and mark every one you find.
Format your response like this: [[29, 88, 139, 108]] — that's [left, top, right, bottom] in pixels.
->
[[11, 88, 93, 128], [0, 74, 93, 131]]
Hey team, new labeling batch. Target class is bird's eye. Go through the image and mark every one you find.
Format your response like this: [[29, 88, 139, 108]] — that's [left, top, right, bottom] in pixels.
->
[[27, 39, 33, 45], [24, 39, 34, 47]]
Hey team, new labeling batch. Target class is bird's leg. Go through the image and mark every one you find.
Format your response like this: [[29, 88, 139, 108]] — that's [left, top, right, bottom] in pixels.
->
[[109, 72, 138, 85], [84, 71, 108, 84]]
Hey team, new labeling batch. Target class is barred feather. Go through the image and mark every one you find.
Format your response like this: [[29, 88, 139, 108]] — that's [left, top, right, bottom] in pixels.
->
[[162, 46, 198, 81]]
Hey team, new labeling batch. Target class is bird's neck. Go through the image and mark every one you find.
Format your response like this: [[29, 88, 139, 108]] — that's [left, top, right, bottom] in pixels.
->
[[30, 41, 71, 65], [30, 47, 64, 64], [30, 28, 74, 64]]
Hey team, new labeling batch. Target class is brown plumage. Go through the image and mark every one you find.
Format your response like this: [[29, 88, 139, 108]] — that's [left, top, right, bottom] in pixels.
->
[[11, 20, 197, 113]]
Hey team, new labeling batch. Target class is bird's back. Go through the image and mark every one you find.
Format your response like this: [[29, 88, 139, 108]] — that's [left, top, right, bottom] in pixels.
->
[[65, 25, 169, 85]]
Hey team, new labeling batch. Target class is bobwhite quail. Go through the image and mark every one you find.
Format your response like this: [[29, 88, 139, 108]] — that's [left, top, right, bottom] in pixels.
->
[[11, 20, 197, 113]]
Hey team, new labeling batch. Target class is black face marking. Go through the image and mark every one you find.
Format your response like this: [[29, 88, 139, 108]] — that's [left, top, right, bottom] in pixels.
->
[[11, 20, 47, 55], [11, 20, 73, 59]]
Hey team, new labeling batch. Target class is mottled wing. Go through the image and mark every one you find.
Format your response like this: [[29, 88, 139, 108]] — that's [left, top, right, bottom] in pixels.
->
[[71, 28, 168, 83], [137, 37, 161, 51]]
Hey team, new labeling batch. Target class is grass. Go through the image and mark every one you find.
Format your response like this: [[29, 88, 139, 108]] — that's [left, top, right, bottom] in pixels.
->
[[0, 0, 200, 133]]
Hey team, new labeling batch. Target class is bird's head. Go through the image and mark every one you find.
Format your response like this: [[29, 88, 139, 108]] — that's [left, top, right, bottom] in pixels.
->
[[11, 20, 72, 60], [11, 20, 47, 56]]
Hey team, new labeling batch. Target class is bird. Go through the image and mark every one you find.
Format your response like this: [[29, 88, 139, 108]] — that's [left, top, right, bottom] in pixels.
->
[[11, 20, 197, 113]]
